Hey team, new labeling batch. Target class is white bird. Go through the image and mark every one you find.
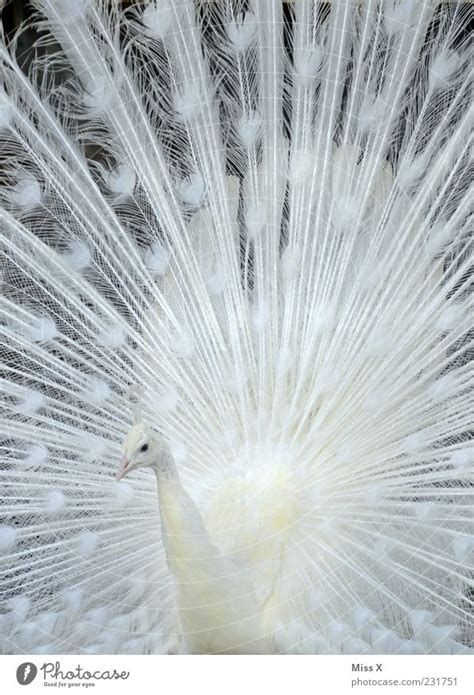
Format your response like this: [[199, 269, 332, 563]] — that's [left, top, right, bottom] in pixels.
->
[[0, 0, 473, 655], [118, 423, 273, 654]]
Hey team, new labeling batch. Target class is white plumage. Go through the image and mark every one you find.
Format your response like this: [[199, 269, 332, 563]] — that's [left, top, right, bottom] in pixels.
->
[[0, 0, 473, 655]]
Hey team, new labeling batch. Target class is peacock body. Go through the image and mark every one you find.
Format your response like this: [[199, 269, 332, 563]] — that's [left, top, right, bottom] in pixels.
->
[[0, 0, 473, 654]]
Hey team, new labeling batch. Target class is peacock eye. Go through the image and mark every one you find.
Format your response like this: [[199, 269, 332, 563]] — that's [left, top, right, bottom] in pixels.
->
[[140, 443, 149, 452]]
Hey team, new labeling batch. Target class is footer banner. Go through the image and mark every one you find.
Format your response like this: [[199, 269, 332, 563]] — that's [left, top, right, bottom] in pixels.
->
[[0, 655, 472, 695]]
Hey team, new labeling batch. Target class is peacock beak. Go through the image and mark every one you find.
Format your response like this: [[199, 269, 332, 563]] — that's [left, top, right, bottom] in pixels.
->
[[116, 454, 132, 481]]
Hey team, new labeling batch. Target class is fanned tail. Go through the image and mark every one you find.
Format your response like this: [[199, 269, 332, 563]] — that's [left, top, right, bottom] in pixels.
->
[[0, 0, 472, 654]]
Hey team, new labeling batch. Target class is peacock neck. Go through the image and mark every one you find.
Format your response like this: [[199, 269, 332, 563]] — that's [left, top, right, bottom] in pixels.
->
[[152, 455, 216, 572], [152, 452, 269, 654], [152, 450, 179, 484]]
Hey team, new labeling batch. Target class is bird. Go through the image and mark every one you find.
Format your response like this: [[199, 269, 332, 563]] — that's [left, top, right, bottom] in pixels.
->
[[118, 423, 273, 654], [0, 0, 473, 655]]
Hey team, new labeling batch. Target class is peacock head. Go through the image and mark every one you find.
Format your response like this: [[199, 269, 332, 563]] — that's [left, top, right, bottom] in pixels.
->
[[116, 423, 170, 480]]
